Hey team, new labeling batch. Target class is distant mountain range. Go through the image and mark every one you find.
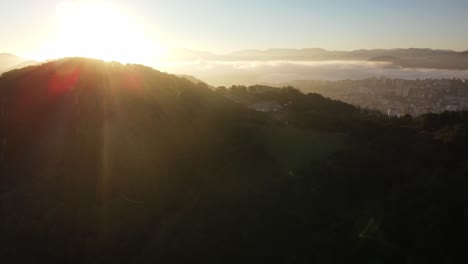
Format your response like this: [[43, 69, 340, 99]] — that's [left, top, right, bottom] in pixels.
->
[[165, 48, 468, 70], [0, 53, 37, 73], [3, 48, 468, 76]]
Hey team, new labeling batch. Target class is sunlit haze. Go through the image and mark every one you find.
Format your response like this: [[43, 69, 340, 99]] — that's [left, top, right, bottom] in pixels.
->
[[1, 0, 468, 66], [50, 2, 165, 64], [32, 1, 166, 64]]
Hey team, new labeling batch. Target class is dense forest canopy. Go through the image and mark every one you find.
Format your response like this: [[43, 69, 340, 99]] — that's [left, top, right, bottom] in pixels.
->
[[0, 58, 467, 263]]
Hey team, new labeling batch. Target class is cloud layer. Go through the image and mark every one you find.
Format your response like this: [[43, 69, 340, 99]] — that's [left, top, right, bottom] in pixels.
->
[[157, 60, 468, 87]]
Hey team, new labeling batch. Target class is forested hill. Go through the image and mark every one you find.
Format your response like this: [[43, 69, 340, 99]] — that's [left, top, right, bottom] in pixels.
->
[[0, 58, 467, 263], [0, 58, 261, 187], [0, 58, 276, 262]]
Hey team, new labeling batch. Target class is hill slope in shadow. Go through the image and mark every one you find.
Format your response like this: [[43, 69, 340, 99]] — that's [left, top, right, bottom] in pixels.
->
[[0, 58, 467, 263]]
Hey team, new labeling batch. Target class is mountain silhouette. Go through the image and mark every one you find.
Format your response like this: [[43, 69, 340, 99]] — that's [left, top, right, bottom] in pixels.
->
[[0, 53, 28, 72], [0, 57, 262, 188], [0, 58, 282, 262], [0, 58, 467, 263]]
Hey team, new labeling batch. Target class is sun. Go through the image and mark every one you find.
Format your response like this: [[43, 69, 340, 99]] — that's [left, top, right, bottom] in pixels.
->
[[43, 1, 166, 65]]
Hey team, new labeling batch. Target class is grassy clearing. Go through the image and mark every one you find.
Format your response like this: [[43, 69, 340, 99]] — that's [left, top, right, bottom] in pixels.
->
[[246, 124, 347, 172]]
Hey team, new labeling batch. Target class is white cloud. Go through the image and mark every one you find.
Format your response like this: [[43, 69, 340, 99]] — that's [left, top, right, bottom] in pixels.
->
[[157, 60, 468, 86]]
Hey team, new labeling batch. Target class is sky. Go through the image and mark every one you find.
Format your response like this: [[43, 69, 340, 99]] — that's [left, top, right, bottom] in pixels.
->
[[1, 0, 468, 62]]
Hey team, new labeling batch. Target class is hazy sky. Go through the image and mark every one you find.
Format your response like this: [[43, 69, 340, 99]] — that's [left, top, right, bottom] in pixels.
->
[[1, 0, 468, 60]]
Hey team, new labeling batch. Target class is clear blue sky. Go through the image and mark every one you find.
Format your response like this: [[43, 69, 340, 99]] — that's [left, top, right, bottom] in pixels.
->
[[1, 0, 468, 59]]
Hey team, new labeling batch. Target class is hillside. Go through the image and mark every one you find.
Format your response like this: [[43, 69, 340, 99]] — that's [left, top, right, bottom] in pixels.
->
[[0, 58, 280, 262], [0, 59, 467, 263]]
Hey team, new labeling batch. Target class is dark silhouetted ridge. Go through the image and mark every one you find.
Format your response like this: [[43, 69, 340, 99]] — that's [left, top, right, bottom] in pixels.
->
[[0, 58, 467, 263]]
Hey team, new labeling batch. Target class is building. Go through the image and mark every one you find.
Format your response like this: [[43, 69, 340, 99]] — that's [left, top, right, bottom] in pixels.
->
[[249, 102, 283, 112]]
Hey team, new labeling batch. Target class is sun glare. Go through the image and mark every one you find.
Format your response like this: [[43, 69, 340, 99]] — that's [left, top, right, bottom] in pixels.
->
[[41, 1, 166, 65]]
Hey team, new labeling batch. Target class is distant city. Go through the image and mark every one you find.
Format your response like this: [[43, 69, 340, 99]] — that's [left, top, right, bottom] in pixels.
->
[[280, 77, 468, 117]]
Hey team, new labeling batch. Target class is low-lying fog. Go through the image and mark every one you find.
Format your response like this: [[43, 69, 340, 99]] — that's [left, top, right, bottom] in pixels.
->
[[156, 60, 468, 87]]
